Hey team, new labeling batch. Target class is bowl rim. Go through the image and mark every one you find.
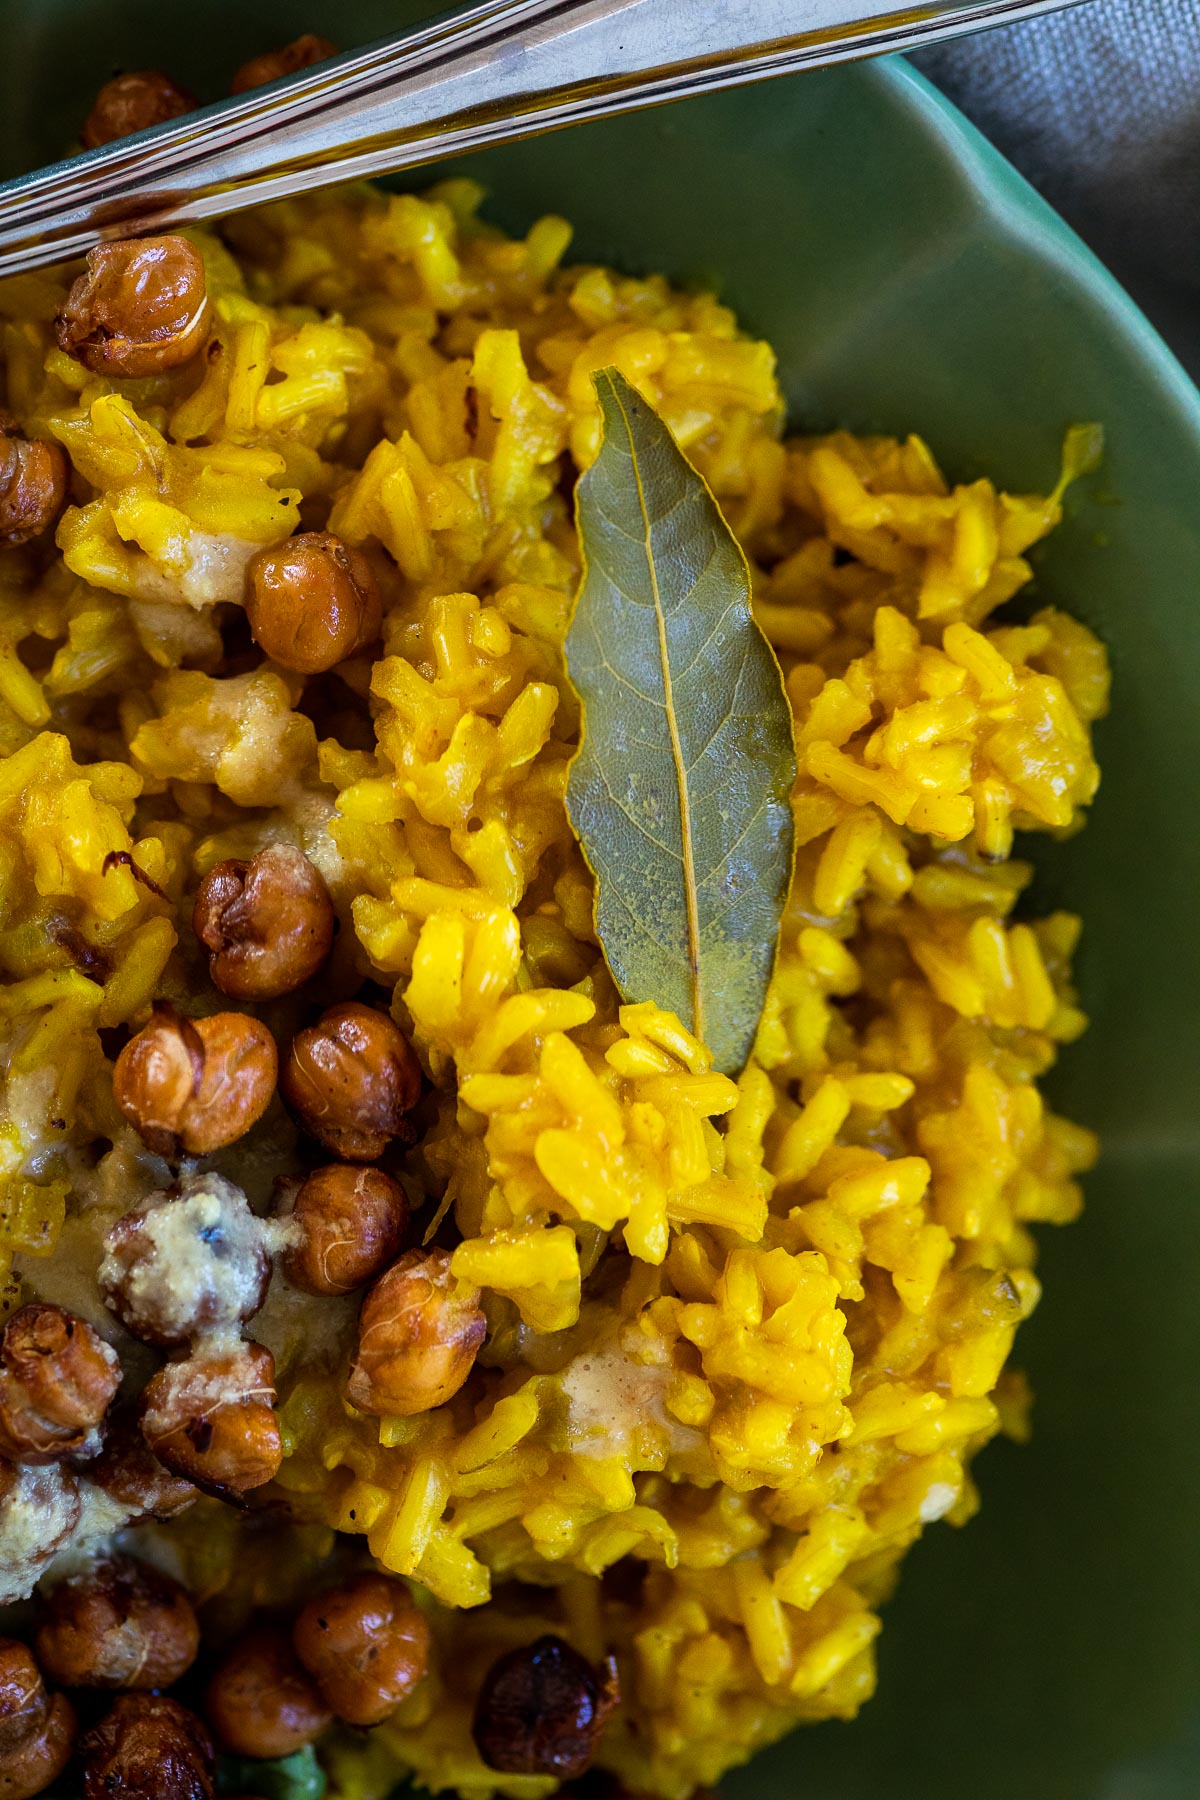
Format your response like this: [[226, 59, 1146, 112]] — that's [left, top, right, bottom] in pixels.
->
[[875, 53, 1200, 437]]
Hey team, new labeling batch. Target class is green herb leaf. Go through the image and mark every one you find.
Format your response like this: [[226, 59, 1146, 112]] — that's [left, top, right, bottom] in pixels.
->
[[566, 368, 796, 1075], [217, 1748, 327, 1800]]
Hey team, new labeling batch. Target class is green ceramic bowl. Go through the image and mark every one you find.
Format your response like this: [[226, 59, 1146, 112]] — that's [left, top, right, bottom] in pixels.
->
[[4, 7, 1198, 1798]]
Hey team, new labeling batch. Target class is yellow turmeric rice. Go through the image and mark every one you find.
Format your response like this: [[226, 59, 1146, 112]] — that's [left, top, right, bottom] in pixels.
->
[[0, 180, 1107, 1796]]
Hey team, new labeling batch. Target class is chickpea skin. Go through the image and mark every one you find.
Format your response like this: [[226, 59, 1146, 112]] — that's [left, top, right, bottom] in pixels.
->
[[100, 1173, 272, 1348], [193, 843, 335, 1001], [36, 1554, 199, 1691], [346, 1249, 485, 1418], [89, 1412, 197, 1521], [0, 414, 68, 548], [82, 70, 195, 149], [472, 1635, 620, 1779], [79, 1694, 214, 1800], [243, 532, 382, 674], [232, 34, 337, 93], [284, 1164, 409, 1297], [113, 1003, 277, 1158], [282, 1001, 421, 1161], [293, 1573, 430, 1727], [0, 1303, 120, 1464], [0, 1639, 76, 1800], [55, 235, 210, 379], [205, 1626, 331, 1758], [139, 1341, 282, 1494]]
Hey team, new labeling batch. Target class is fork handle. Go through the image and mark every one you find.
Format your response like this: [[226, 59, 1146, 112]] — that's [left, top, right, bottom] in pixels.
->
[[0, 0, 1091, 276]]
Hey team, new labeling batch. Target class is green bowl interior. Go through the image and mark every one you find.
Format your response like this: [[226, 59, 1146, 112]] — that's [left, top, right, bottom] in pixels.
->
[[3, 8, 1199, 1797]]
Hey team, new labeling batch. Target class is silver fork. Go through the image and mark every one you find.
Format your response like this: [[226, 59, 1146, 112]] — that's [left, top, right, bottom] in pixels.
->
[[0, 0, 1093, 277]]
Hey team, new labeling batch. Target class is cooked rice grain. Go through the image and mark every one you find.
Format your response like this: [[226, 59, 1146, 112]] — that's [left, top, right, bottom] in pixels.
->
[[0, 182, 1104, 1797]]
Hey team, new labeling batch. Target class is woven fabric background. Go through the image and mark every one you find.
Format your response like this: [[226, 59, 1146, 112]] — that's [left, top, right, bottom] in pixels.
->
[[916, 0, 1200, 374]]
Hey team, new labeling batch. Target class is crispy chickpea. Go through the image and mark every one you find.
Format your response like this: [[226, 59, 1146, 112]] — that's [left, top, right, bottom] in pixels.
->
[[206, 1626, 331, 1758], [0, 414, 68, 548], [0, 1639, 77, 1800], [193, 843, 335, 1001], [284, 1164, 409, 1297], [0, 1303, 120, 1464], [232, 34, 337, 93], [79, 1694, 214, 1800], [35, 1554, 199, 1691], [113, 1003, 277, 1157], [82, 69, 195, 149], [472, 1636, 620, 1779], [281, 1001, 421, 1161], [0, 1464, 81, 1606], [89, 1411, 197, 1520], [243, 532, 382, 674], [139, 1341, 282, 1494], [292, 1573, 430, 1727], [55, 235, 210, 379], [345, 1248, 485, 1418], [100, 1173, 272, 1348]]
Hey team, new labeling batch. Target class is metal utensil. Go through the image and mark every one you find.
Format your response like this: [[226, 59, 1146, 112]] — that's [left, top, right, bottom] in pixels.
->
[[0, 0, 1093, 277]]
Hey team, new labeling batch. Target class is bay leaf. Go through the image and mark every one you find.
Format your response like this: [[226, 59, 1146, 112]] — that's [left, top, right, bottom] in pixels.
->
[[565, 367, 796, 1076]]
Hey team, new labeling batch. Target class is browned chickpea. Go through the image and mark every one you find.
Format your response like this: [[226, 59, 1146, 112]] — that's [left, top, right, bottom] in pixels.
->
[[243, 532, 382, 674], [55, 235, 210, 379], [0, 413, 68, 548], [82, 70, 196, 149], [0, 1464, 81, 1605], [281, 1001, 421, 1161], [471, 1635, 620, 1779], [345, 1248, 485, 1418], [284, 1164, 409, 1297], [113, 1004, 277, 1157], [35, 1553, 199, 1691], [100, 1173, 272, 1348], [205, 1626, 331, 1758], [0, 1303, 120, 1464], [0, 1639, 76, 1800], [79, 1693, 214, 1800], [292, 1573, 430, 1727], [89, 1411, 198, 1521], [139, 1341, 282, 1494], [231, 33, 337, 94], [193, 843, 335, 1001]]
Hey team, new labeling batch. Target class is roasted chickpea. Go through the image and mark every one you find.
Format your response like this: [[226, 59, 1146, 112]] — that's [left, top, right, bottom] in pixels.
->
[[79, 1694, 214, 1800], [193, 843, 335, 1001], [284, 1164, 409, 1297], [0, 1303, 120, 1464], [281, 1001, 421, 1161], [292, 1573, 430, 1727], [243, 532, 382, 674], [231, 34, 337, 93], [0, 1464, 81, 1607], [0, 414, 68, 548], [0, 1638, 76, 1800], [205, 1626, 331, 1758], [55, 235, 210, 379], [139, 1341, 282, 1494], [113, 1004, 277, 1157], [472, 1636, 620, 1779], [89, 1411, 197, 1521], [36, 1554, 199, 1691], [345, 1248, 485, 1418], [100, 1173, 272, 1347], [82, 69, 195, 149]]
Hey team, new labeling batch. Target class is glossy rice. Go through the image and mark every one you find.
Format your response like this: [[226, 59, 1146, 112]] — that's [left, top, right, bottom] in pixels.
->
[[0, 182, 1107, 1797]]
